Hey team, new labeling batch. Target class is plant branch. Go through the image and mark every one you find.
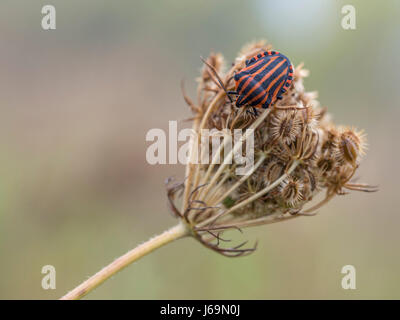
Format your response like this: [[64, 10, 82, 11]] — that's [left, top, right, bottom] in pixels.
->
[[197, 159, 299, 228], [60, 222, 189, 300]]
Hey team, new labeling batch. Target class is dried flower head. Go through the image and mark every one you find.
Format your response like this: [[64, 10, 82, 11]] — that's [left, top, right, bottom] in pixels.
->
[[167, 41, 377, 257]]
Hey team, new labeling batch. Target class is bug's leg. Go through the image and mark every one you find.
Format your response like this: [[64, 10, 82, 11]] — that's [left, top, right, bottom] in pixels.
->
[[244, 107, 258, 117], [245, 108, 255, 116]]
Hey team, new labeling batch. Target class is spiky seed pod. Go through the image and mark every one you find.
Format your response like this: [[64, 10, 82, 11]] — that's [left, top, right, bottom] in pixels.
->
[[270, 142, 292, 164], [300, 167, 319, 201], [335, 127, 366, 166], [268, 109, 303, 144]]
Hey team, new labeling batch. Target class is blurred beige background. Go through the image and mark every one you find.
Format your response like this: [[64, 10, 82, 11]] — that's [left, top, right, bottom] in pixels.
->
[[0, 0, 399, 299]]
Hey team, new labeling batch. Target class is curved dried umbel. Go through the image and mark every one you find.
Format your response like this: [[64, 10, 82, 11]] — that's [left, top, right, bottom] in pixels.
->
[[61, 41, 377, 300], [173, 40, 377, 256]]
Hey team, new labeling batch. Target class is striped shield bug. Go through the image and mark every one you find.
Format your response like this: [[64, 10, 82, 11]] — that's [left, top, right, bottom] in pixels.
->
[[229, 51, 294, 113], [201, 50, 299, 116]]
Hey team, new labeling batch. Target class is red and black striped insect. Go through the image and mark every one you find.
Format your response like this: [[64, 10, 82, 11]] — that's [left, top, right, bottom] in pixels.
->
[[228, 51, 294, 112]]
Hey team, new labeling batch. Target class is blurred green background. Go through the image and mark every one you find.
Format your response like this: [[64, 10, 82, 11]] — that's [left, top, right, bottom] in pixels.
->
[[0, 0, 399, 299]]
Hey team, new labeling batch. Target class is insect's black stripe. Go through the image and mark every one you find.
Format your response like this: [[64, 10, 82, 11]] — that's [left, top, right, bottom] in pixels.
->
[[241, 57, 269, 73], [240, 80, 266, 106], [244, 72, 282, 107], [236, 74, 250, 95], [246, 66, 287, 106], [236, 93, 245, 106], [239, 57, 284, 97], [260, 68, 288, 108], [269, 72, 287, 100], [259, 60, 288, 88], [240, 55, 280, 79], [234, 52, 292, 109], [247, 90, 268, 107], [263, 94, 273, 109], [255, 58, 286, 82], [236, 58, 276, 94], [235, 72, 249, 90], [245, 52, 282, 69]]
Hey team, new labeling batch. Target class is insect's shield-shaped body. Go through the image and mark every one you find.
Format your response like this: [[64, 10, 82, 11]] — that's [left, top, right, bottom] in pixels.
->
[[233, 51, 294, 110]]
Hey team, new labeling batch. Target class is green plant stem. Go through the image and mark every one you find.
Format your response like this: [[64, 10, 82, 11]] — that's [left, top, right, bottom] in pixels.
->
[[60, 222, 189, 300]]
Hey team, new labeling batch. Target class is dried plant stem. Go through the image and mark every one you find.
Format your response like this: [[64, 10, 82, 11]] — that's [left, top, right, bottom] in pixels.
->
[[197, 159, 299, 228], [60, 222, 189, 300], [199, 108, 272, 200], [203, 166, 235, 204], [182, 91, 225, 212], [201, 108, 270, 187], [198, 212, 300, 231], [198, 131, 233, 187], [190, 92, 226, 199], [217, 160, 299, 219], [182, 119, 201, 212], [193, 154, 267, 223], [209, 153, 268, 206], [199, 91, 226, 130]]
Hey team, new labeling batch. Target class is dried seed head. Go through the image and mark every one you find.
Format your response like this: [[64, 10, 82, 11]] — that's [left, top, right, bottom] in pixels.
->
[[268, 109, 303, 144], [279, 176, 304, 207]]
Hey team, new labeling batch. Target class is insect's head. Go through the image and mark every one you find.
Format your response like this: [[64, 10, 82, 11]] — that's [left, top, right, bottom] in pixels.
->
[[235, 97, 243, 108]]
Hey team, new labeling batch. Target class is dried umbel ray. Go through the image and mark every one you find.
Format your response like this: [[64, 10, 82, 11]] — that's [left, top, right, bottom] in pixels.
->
[[171, 40, 377, 257]]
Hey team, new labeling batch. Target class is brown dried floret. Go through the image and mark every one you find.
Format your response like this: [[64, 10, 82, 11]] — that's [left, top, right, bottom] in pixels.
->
[[268, 109, 303, 144], [263, 158, 285, 186], [278, 176, 304, 207], [335, 127, 366, 166]]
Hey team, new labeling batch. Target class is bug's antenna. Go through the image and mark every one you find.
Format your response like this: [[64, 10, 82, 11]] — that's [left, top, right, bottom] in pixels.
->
[[200, 56, 234, 104]]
